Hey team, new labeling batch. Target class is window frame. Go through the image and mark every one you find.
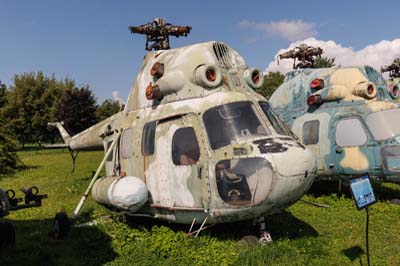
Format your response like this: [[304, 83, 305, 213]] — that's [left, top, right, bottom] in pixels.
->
[[335, 117, 368, 147], [259, 101, 292, 137], [202, 101, 271, 150], [141, 121, 157, 156], [121, 127, 134, 159], [171, 127, 201, 166], [302, 120, 320, 145]]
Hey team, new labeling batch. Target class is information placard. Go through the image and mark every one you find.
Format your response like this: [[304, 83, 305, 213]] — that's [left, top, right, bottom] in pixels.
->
[[349, 173, 376, 210]]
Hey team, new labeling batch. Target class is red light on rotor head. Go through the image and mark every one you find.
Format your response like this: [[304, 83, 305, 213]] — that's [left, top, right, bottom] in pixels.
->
[[307, 94, 323, 106], [310, 79, 324, 90]]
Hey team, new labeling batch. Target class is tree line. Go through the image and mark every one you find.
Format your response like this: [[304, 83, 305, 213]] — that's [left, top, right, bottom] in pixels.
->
[[0, 72, 120, 174]]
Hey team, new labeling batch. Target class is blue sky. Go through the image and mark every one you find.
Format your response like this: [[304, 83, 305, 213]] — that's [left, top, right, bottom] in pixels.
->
[[1, 0, 399, 103]]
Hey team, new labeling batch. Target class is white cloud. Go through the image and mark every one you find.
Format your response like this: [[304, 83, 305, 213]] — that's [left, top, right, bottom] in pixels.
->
[[266, 37, 400, 74], [112, 91, 125, 106], [239, 20, 316, 42]]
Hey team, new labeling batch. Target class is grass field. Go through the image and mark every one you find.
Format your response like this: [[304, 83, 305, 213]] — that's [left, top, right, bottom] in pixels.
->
[[1, 149, 400, 266]]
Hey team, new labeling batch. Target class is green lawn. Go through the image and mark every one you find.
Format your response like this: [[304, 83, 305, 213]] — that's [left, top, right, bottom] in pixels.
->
[[1, 149, 400, 266]]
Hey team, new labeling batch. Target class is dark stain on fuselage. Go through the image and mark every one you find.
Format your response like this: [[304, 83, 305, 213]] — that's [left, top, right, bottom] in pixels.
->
[[253, 138, 305, 153], [253, 139, 288, 153]]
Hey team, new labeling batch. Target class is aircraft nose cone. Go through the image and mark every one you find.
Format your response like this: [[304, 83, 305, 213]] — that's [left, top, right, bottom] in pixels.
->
[[268, 145, 317, 205], [270, 145, 317, 178]]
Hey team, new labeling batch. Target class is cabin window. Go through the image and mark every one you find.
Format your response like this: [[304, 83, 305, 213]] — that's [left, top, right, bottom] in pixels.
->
[[203, 101, 270, 150], [302, 120, 319, 145], [365, 109, 400, 141], [121, 128, 133, 159], [141, 121, 156, 156], [336, 118, 367, 147], [172, 127, 200, 166], [259, 101, 292, 136]]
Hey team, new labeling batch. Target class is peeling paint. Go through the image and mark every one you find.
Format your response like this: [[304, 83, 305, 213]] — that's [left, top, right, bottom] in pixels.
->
[[339, 146, 369, 171], [270, 65, 400, 182], [50, 41, 317, 224]]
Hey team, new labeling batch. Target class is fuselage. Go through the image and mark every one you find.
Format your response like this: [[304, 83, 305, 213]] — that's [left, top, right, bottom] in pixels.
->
[[62, 42, 317, 224], [270, 66, 400, 183]]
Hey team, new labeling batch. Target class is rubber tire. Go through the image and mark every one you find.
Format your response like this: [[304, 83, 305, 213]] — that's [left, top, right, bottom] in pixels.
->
[[53, 212, 70, 240]]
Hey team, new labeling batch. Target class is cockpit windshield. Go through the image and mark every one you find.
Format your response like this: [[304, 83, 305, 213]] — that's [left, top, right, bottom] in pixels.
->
[[203, 102, 271, 150], [259, 101, 294, 137], [365, 108, 400, 141]]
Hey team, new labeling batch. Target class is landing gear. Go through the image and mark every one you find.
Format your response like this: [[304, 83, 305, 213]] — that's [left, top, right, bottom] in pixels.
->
[[256, 216, 272, 244], [239, 217, 273, 245], [259, 230, 273, 243], [52, 210, 70, 240]]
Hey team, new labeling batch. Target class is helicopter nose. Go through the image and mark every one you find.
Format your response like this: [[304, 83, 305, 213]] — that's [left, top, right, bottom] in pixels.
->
[[269, 146, 316, 203], [270, 145, 316, 178]]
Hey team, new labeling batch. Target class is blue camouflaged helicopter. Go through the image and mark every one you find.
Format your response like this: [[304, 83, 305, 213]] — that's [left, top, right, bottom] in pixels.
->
[[269, 44, 400, 184]]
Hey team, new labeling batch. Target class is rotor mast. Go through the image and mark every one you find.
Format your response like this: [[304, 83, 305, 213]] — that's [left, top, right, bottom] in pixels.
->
[[129, 18, 192, 51], [278, 44, 323, 69]]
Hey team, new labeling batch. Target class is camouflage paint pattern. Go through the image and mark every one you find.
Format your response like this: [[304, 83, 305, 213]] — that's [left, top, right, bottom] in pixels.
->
[[54, 42, 316, 224], [270, 65, 400, 183]]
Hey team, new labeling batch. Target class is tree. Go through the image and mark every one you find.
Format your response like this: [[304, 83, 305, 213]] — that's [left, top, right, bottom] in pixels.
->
[[2, 72, 74, 146], [314, 56, 336, 68], [95, 99, 121, 121], [0, 81, 6, 108], [256, 71, 285, 99], [53, 86, 98, 136], [0, 81, 24, 174]]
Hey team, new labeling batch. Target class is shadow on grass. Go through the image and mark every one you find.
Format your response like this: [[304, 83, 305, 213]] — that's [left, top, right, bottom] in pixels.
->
[[265, 210, 319, 240], [307, 180, 352, 198], [124, 210, 318, 242], [369, 182, 400, 201], [308, 180, 400, 202], [0, 212, 116, 266], [342, 245, 365, 266]]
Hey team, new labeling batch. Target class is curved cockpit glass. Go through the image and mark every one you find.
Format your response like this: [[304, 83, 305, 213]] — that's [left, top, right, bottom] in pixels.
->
[[203, 102, 270, 150], [215, 157, 272, 206], [365, 109, 400, 141], [259, 101, 294, 137]]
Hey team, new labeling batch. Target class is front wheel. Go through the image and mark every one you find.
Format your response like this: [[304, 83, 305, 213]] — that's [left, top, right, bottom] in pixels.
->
[[53, 211, 70, 240]]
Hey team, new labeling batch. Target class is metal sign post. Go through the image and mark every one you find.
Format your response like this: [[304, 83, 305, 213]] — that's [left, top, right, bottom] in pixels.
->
[[349, 173, 376, 266]]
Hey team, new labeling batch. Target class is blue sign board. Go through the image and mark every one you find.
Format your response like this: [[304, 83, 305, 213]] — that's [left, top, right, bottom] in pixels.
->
[[349, 173, 376, 210]]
